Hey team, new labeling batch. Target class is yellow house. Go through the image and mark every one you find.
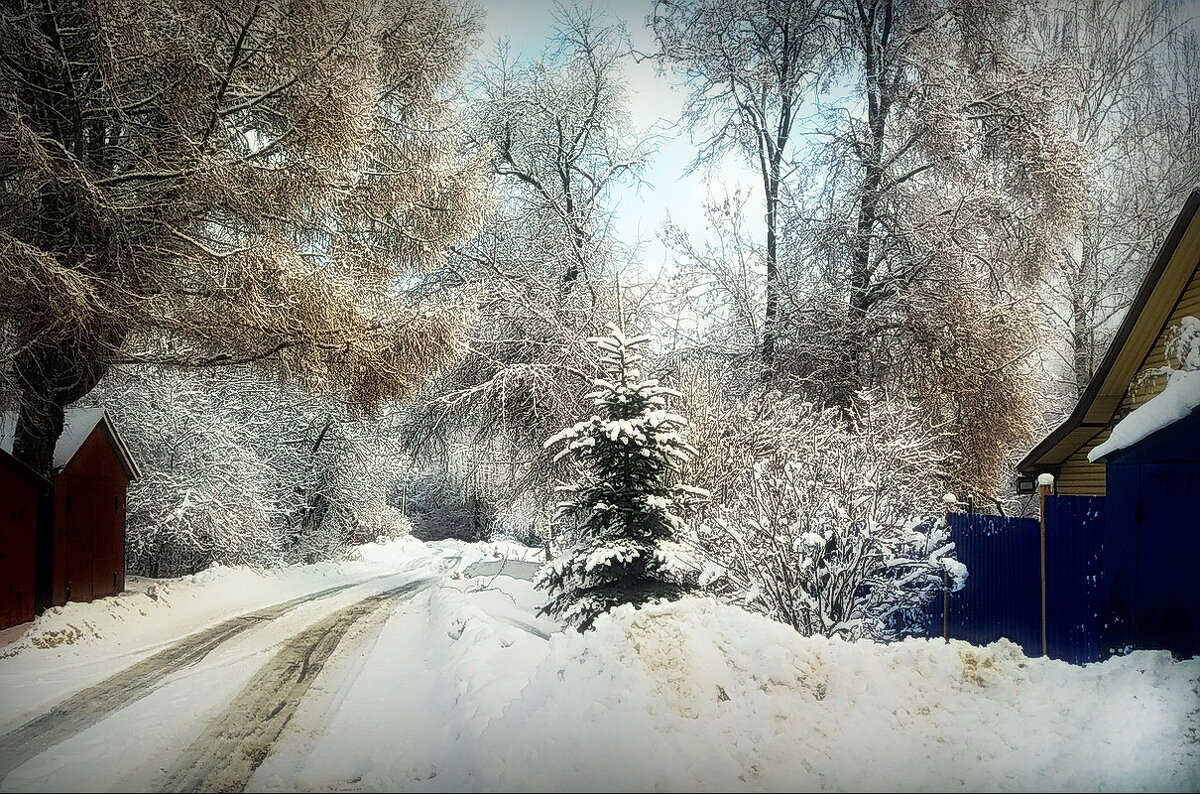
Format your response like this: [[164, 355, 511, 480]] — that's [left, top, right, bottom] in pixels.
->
[[1019, 189, 1200, 493]]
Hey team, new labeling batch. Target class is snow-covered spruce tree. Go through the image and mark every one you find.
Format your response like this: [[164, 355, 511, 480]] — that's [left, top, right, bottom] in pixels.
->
[[537, 325, 708, 630]]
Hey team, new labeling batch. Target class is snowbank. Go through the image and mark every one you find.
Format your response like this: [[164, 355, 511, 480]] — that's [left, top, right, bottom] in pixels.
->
[[429, 599, 1198, 792], [5, 541, 1195, 792], [1089, 369, 1200, 461]]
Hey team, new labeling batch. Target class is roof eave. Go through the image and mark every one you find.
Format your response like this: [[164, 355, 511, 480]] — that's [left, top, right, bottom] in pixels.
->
[[1018, 189, 1200, 475], [0, 447, 53, 486], [98, 414, 142, 482]]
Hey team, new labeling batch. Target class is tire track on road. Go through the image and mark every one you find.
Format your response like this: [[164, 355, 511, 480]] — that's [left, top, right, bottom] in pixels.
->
[[0, 575, 395, 780], [158, 577, 433, 793]]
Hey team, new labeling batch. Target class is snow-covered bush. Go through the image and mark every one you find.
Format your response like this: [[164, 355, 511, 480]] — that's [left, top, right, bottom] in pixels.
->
[[692, 390, 960, 641], [537, 325, 709, 630], [92, 367, 411, 576]]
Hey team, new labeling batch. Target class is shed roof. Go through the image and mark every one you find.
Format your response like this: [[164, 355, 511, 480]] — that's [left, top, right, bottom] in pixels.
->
[[1018, 189, 1200, 475], [0, 446, 51, 485], [0, 408, 140, 480]]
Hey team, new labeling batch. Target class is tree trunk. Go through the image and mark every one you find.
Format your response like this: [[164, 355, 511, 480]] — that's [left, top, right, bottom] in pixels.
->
[[8, 3, 114, 475], [12, 399, 67, 479], [1072, 227, 1098, 395], [841, 0, 893, 405], [842, 126, 887, 405], [762, 177, 780, 378], [11, 336, 113, 476], [1071, 295, 1094, 396]]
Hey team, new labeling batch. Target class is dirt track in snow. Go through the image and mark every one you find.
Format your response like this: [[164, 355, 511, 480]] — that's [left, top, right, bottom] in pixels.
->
[[0, 575, 404, 781], [157, 577, 434, 793]]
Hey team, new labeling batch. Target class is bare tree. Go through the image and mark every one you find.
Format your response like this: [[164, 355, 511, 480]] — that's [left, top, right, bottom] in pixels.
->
[[805, 0, 1082, 387], [1030, 0, 1200, 398], [476, 8, 651, 294], [660, 190, 764, 362], [403, 7, 654, 513], [654, 0, 1083, 498], [0, 0, 484, 474], [653, 0, 829, 377]]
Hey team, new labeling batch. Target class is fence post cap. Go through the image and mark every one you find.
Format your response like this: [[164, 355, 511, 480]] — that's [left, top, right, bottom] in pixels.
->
[[942, 493, 959, 506], [1037, 473, 1055, 486]]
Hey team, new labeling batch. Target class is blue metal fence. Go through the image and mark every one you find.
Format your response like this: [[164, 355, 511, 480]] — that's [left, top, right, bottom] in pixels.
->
[[922, 496, 1108, 664], [945, 512, 1042, 656], [1044, 495, 1105, 664]]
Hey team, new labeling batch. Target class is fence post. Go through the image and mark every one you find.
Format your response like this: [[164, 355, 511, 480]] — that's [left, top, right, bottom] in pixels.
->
[[1038, 473, 1055, 657], [942, 492, 959, 643]]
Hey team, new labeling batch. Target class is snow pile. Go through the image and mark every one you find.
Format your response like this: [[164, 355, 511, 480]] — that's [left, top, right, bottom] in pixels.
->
[[344, 535, 438, 568], [428, 538, 545, 567], [1089, 369, 1200, 461], [442, 598, 1198, 792], [423, 579, 556, 729]]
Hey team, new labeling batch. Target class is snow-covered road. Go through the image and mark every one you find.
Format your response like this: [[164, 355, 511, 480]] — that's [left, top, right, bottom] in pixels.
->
[[1, 538, 1196, 792], [160, 576, 435, 793], [0, 575, 404, 781], [0, 540, 552, 792]]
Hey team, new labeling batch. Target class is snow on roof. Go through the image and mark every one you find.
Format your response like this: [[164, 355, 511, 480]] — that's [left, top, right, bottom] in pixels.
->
[[1019, 191, 1200, 474], [53, 408, 107, 470], [0, 408, 140, 478], [1088, 369, 1200, 462]]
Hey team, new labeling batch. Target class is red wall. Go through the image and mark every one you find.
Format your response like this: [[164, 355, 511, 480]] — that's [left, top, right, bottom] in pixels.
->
[[53, 428, 129, 607], [1, 454, 40, 629]]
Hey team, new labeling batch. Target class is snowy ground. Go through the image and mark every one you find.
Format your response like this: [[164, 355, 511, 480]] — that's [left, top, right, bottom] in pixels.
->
[[0, 537, 1196, 792]]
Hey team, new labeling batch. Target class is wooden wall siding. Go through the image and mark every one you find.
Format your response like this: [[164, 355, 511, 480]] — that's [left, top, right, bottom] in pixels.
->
[[1056, 428, 1109, 496], [1124, 258, 1200, 413], [0, 456, 39, 629], [52, 427, 129, 606]]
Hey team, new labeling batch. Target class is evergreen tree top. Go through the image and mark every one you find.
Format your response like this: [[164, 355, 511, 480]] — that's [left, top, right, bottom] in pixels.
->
[[544, 324, 698, 465]]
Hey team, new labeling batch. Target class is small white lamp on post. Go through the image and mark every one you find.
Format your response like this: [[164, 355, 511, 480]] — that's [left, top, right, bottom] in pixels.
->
[[1037, 473, 1055, 657]]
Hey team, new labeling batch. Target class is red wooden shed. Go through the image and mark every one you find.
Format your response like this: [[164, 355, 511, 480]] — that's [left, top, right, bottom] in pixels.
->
[[1, 409, 139, 618], [0, 448, 50, 630]]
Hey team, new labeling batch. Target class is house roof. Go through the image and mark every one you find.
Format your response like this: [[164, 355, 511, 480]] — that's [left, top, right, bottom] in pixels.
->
[[1087, 370, 1200, 462], [1018, 189, 1200, 475], [0, 408, 140, 480]]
